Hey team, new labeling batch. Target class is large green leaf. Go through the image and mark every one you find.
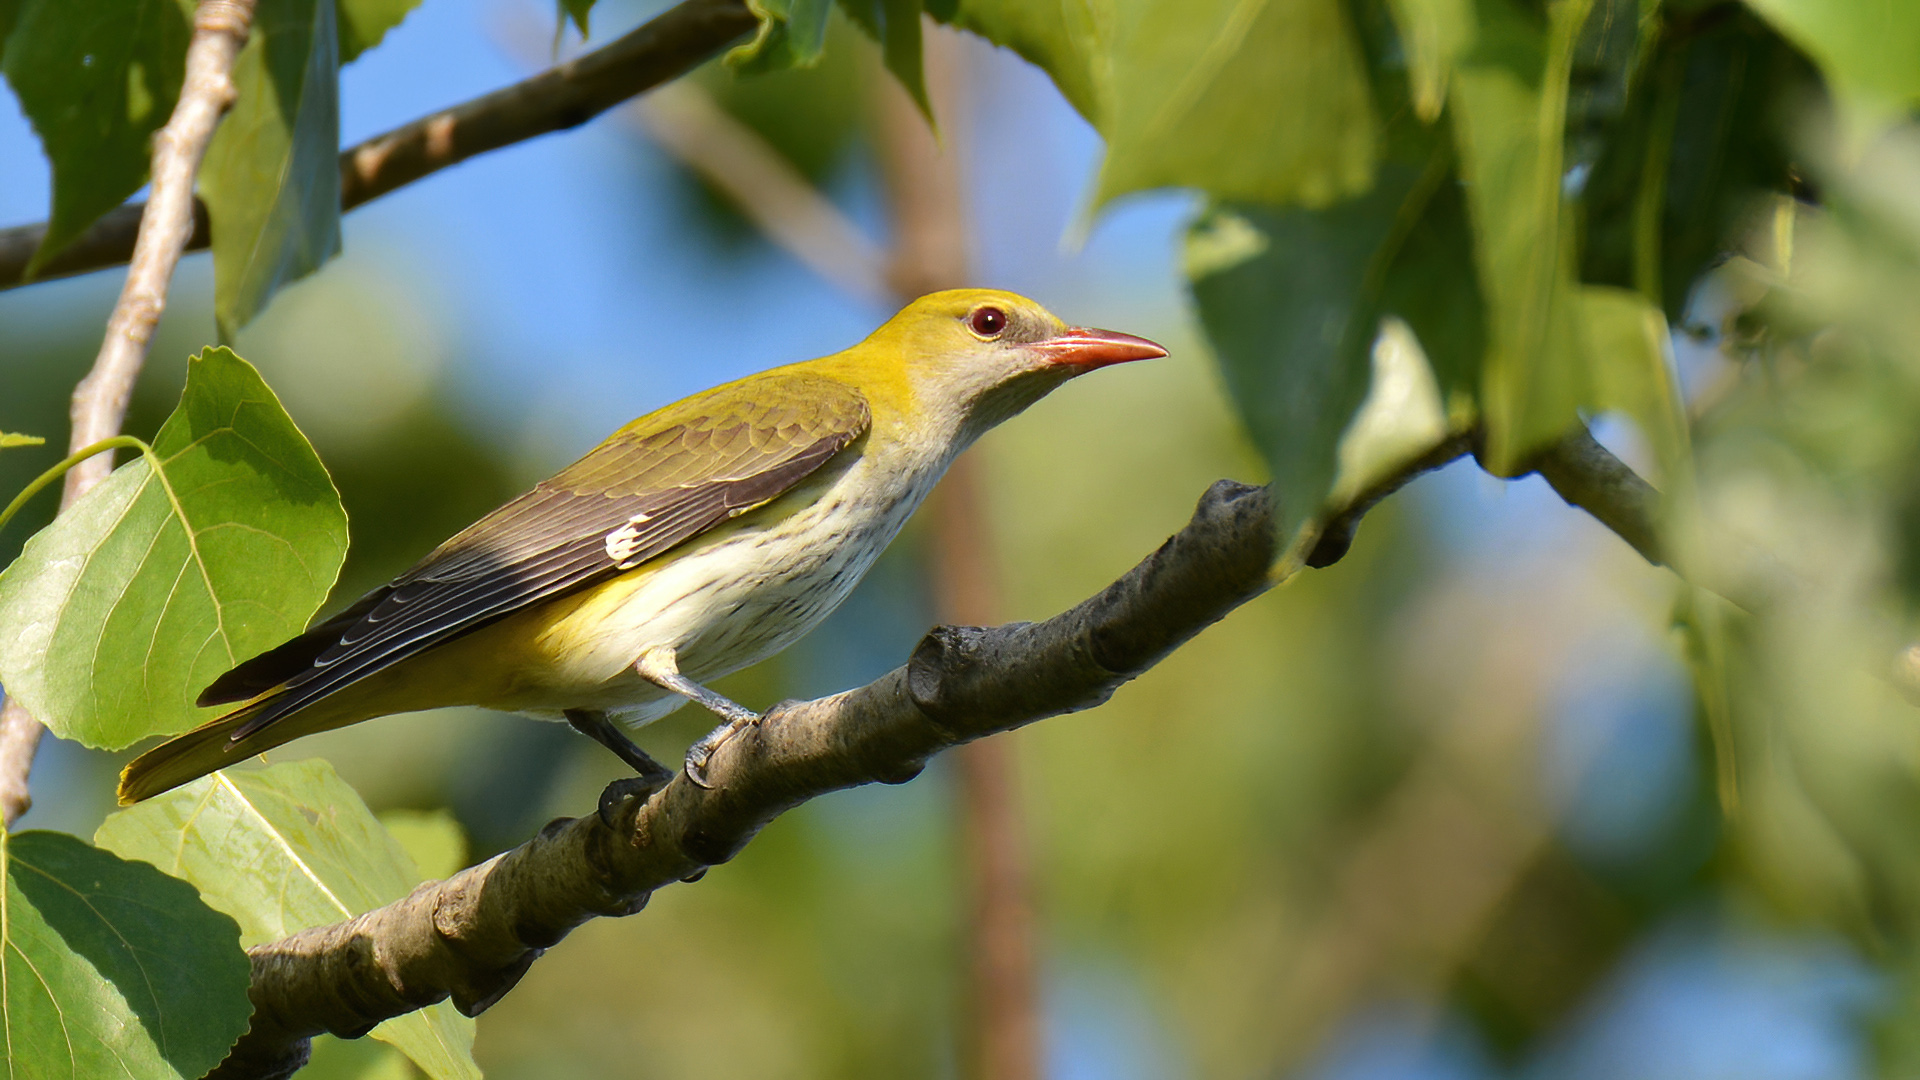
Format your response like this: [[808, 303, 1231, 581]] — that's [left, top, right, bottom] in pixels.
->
[[1096, 0, 1377, 208], [338, 0, 422, 61], [1, 829, 252, 1080], [96, 760, 480, 1080], [0, 0, 191, 276], [1187, 178, 1414, 548], [938, 0, 1109, 124], [1742, 0, 1920, 148], [0, 347, 347, 749], [201, 0, 342, 339], [942, 0, 1376, 207], [1186, 149, 1483, 550], [1449, 0, 1593, 471]]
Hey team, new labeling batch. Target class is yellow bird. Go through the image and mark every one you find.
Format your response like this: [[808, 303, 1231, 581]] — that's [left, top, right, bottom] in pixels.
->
[[118, 289, 1165, 810]]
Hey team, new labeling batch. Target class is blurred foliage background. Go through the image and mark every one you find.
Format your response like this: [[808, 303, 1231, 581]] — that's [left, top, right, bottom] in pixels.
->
[[8, 0, 1920, 1076]]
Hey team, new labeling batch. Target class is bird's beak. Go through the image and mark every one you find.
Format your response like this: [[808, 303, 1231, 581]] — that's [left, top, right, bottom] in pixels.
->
[[1030, 327, 1168, 370]]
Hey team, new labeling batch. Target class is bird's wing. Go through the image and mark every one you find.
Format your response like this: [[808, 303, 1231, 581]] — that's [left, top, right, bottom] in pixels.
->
[[199, 370, 870, 741]]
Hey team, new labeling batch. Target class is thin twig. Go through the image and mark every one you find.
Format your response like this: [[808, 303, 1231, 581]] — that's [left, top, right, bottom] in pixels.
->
[[0, 0, 256, 828], [0, 0, 759, 292], [204, 479, 1280, 1079]]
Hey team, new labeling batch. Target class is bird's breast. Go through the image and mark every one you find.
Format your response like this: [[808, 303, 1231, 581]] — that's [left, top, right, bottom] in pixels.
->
[[502, 444, 947, 720]]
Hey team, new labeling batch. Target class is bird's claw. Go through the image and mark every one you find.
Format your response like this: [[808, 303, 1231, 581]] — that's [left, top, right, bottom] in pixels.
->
[[596, 774, 667, 827], [683, 712, 762, 789]]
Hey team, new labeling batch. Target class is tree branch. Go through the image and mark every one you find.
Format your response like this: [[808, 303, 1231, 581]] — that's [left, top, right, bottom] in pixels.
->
[[0, 0, 759, 292], [204, 478, 1280, 1078], [1523, 426, 1663, 567], [0, 0, 256, 826]]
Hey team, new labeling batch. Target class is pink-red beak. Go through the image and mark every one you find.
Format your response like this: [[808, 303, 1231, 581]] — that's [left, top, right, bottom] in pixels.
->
[[1031, 326, 1168, 369]]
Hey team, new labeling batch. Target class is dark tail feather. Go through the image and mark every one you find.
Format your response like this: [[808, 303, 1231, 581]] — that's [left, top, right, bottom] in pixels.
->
[[117, 703, 276, 804]]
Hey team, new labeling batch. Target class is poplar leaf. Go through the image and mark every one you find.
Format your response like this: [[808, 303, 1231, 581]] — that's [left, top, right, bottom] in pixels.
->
[[98, 760, 481, 1080], [201, 0, 342, 338], [0, 347, 347, 749], [0, 829, 252, 1080]]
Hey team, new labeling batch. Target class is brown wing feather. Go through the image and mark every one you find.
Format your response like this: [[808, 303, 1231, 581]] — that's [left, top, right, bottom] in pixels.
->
[[199, 370, 870, 742]]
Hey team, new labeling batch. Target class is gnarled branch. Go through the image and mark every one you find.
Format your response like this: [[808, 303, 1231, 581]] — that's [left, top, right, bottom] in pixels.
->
[[206, 478, 1279, 1078], [0, 0, 758, 291]]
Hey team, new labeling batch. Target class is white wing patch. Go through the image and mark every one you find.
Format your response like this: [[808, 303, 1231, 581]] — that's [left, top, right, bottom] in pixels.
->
[[604, 511, 654, 565]]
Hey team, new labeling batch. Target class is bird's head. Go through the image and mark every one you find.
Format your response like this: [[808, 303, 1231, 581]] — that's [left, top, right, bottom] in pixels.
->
[[844, 289, 1167, 442]]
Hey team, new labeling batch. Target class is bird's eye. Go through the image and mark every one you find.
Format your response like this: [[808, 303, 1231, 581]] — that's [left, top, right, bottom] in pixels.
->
[[970, 306, 1008, 337]]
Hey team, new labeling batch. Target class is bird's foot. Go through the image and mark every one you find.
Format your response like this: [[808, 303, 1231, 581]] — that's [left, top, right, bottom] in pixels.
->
[[597, 773, 669, 828], [683, 712, 762, 789]]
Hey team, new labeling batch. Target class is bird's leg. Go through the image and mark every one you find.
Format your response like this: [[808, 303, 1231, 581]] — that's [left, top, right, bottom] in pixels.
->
[[634, 647, 760, 788], [564, 708, 675, 825]]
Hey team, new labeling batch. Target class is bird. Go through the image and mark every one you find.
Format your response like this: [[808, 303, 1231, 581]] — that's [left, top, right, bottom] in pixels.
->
[[117, 289, 1166, 813]]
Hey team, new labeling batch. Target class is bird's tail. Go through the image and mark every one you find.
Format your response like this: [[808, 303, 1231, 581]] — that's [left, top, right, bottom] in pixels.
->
[[116, 692, 364, 804]]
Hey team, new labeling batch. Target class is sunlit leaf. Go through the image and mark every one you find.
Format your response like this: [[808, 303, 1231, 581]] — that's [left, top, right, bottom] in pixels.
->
[[0, 829, 252, 1080], [0, 0, 190, 276], [0, 347, 347, 749], [0, 432, 45, 450], [338, 0, 422, 61], [1330, 316, 1449, 506], [97, 760, 481, 1080], [201, 0, 342, 339], [304, 1037, 417, 1080], [1096, 0, 1376, 208], [1450, 0, 1592, 471], [938, 0, 1109, 124], [1582, 284, 1687, 479], [379, 808, 468, 881], [1384, 0, 1476, 121]]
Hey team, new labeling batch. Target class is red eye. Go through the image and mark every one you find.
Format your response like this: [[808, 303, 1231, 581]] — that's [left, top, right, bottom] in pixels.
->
[[970, 306, 1008, 337]]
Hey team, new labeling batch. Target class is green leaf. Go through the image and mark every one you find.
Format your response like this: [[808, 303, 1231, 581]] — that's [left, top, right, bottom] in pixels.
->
[[729, 0, 832, 71], [1, 829, 252, 1080], [558, 0, 593, 39], [1579, 9, 1816, 319], [1449, 0, 1593, 471], [201, 0, 342, 339], [1582, 284, 1687, 478], [1095, 0, 1377, 208], [1743, 0, 1920, 149], [0, 431, 45, 450], [1187, 152, 1482, 550], [838, 0, 929, 115], [338, 0, 422, 61], [0, 0, 191, 277], [937, 0, 1109, 124], [0, 347, 347, 749], [96, 760, 481, 1080], [0, 0, 21, 53], [1384, 0, 1476, 121], [379, 808, 468, 881], [304, 1037, 417, 1080]]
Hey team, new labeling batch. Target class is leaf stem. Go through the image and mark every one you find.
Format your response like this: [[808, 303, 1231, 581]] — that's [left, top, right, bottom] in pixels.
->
[[0, 436, 154, 537]]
